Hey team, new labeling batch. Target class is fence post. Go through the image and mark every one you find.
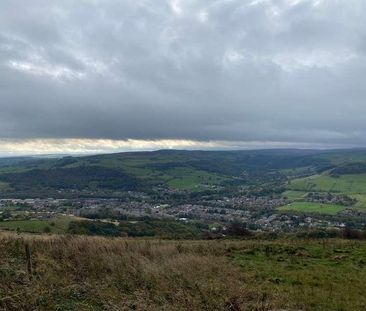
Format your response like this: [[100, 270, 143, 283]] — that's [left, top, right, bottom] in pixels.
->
[[24, 243, 33, 280]]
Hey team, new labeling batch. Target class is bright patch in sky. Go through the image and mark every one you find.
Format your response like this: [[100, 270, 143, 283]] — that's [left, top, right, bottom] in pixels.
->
[[0, 139, 351, 157]]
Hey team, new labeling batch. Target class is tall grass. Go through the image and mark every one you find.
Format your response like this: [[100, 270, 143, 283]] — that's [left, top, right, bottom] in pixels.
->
[[0, 233, 272, 310], [1, 233, 366, 310]]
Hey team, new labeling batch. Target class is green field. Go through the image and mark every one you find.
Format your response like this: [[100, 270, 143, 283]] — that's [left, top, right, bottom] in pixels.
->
[[286, 172, 366, 210], [0, 215, 80, 233], [282, 190, 308, 200], [232, 239, 366, 310], [351, 194, 366, 210], [0, 181, 11, 191], [278, 202, 346, 215], [165, 167, 226, 190], [289, 173, 366, 194]]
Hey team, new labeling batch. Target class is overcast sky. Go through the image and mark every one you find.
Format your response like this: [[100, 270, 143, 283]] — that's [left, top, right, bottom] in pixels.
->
[[1, 0, 366, 155]]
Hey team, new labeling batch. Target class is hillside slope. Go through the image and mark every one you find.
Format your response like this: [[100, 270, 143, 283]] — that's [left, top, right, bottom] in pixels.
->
[[1, 148, 366, 198], [1, 233, 366, 311], [0, 149, 344, 196]]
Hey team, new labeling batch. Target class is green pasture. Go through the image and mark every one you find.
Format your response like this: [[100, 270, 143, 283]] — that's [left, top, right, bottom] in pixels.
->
[[278, 202, 346, 215], [0, 215, 81, 233], [350, 194, 366, 210], [232, 240, 366, 310], [288, 174, 366, 195], [0, 182, 11, 191], [282, 190, 308, 200], [165, 167, 226, 190]]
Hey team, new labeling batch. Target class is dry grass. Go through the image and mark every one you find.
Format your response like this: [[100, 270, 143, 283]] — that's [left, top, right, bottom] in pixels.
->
[[0, 233, 274, 311], [1, 233, 366, 310]]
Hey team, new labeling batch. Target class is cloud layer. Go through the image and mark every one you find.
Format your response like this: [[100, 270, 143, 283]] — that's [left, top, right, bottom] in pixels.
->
[[1, 0, 366, 149]]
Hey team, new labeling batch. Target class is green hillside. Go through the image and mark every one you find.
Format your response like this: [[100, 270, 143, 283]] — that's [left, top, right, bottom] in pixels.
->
[[285, 156, 366, 211], [278, 202, 347, 215], [289, 173, 366, 194], [0, 149, 336, 197], [1, 148, 366, 198]]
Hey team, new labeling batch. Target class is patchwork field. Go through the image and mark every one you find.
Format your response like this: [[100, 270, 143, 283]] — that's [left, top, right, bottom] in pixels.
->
[[165, 167, 226, 190], [285, 172, 366, 210], [289, 173, 366, 195], [282, 190, 308, 201], [278, 202, 346, 215]]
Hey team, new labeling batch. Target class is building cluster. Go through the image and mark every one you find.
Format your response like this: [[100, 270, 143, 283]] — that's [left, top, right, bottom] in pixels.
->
[[0, 194, 355, 232], [306, 192, 356, 206]]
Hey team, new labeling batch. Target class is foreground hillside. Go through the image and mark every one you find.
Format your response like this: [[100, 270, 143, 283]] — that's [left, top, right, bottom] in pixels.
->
[[1, 233, 366, 310]]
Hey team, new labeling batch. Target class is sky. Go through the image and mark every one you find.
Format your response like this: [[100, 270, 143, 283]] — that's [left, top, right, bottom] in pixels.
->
[[1, 0, 366, 155]]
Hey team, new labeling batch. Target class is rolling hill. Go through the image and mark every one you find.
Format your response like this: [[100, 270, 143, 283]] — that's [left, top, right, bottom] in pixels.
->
[[0, 149, 329, 196], [1, 148, 366, 200]]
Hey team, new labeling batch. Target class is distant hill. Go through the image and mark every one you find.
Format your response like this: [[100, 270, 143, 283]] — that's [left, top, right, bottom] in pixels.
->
[[1, 148, 366, 198], [0, 156, 41, 167]]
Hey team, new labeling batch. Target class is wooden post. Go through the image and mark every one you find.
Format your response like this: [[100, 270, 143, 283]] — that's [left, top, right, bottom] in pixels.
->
[[24, 243, 33, 280]]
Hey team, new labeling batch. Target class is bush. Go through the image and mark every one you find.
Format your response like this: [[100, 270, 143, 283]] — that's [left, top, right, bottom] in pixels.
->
[[68, 221, 122, 236], [225, 222, 252, 237]]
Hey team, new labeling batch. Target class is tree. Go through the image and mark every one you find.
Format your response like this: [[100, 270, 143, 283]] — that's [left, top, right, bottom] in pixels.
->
[[2, 210, 12, 219]]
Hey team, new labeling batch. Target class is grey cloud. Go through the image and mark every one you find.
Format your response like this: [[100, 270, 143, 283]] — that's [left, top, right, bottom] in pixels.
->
[[0, 0, 366, 146]]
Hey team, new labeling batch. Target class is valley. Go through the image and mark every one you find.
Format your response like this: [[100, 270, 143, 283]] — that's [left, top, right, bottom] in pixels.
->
[[1, 149, 366, 236]]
